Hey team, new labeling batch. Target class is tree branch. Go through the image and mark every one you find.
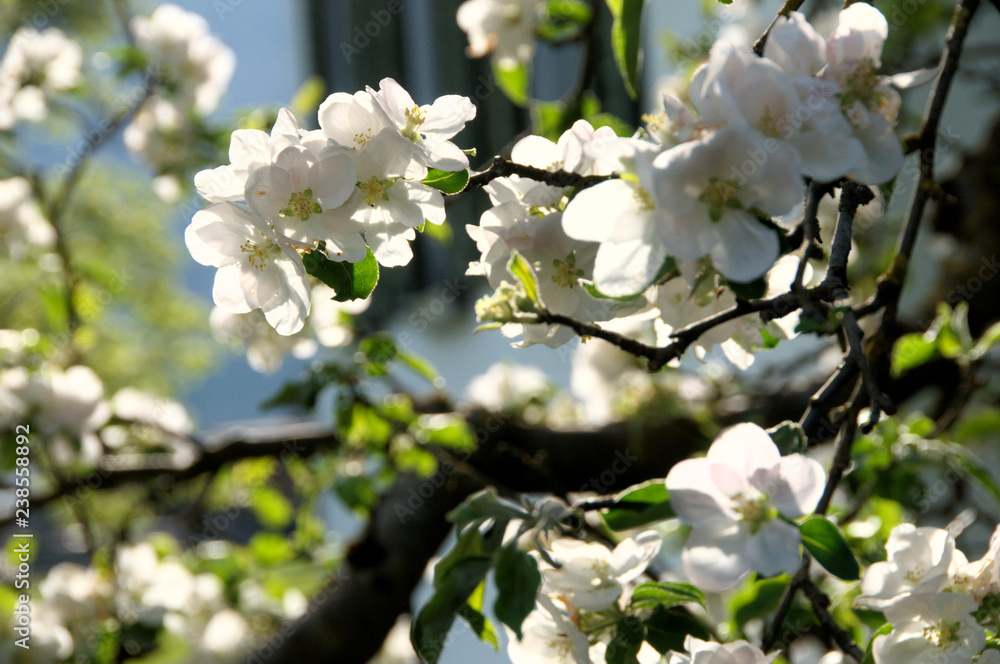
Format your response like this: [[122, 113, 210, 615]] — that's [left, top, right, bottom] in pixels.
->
[[464, 155, 613, 192]]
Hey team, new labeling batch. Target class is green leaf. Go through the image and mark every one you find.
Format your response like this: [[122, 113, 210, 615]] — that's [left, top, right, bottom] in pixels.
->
[[413, 526, 503, 664], [303, 245, 379, 302], [493, 60, 529, 106], [729, 575, 788, 626], [395, 348, 440, 385], [600, 480, 674, 531], [422, 168, 470, 194], [971, 320, 1000, 360], [250, 486, 294, 529], [421, 219, 454, 245], [890, 332, 938, 376], [767, 421, 806, 455], [605, 616, 644, 664], [493, 544, 542, 639], [248, 532, 294, 566], [546, 0, 593, 24], [507, 251, 542, 305], [458, 581, 500, 650], [630, 582, 706, 610], [606, 0, 644, 98], [415, 414, 476, 451], [644, 607, 710, 655], [448, 488, 530, 528], [799, 517, 860, 581], [862, 623, 894, 664], [289, 76, 326, 118]]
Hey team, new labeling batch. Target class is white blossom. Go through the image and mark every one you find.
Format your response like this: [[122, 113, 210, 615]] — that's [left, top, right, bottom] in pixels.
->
[[370, 77, 476, 171], [540, 531, 662, 611], [667, 636, 778, 664], [855, 524, 967, 610], [0, 177, 56, 254], [665, 423, 826, 592], [872, 593, 984, 664], [209, 307, 317, 374], [956, 524, 1000, 602], [465, 361, 551, 412], [185, 202, 311, 335], [310, 283, 370, 348]]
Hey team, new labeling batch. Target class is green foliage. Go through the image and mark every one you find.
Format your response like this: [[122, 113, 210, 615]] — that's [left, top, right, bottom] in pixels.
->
[[799, 517, 861, 581], [303, 244, 379, 302], [600, 480, 675, 531], [606, 0, 645, 97], [493, 543, 542, 639], [422, 168, 470, 194], [768, 421, 806, 455], [644, 607, 712, 654], [507, 250, 543, 306], [448, 488, 531, 529], [458, 582, 501, 650], [629, 582, 706, 610], [493, 61, 530, 106], [606, 616, 644, 664]]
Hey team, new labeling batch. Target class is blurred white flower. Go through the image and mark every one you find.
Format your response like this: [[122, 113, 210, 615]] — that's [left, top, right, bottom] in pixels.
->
[[310, 283, 370, 348], [131, 3, 235, 115], [466, 361, 551, 412], [198, 609, 250, 658], [457, 0, 541, 67], [0, 26, 82, 129], [0, 177, 56, 254], [667, 635, 778, 664], [956, 524, 1000, 602], [209, 307, 317, 374]]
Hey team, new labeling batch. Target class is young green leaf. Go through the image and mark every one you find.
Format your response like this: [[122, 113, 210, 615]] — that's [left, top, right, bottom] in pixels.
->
[[303, 244, 379, 302], [629, 582, 706, 610], [600, 481, 674, 531], [891, 332, 938, 376], [493, 60, 529, 106], [458, 581, 500, 650], [605, 616, 644, 664], [767, 421, 806, 455], [606, 0, 644, 98], [799, 517, 860, 581], [448, 488, 531, 528], [493, 544, 542, 640], [507, 251, 542, 305], [422, 168, 470, 194]]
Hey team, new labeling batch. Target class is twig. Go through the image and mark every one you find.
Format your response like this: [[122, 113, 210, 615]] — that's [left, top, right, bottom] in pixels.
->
[[464, 156, 613, 192], [761, 556, 810, 652], [800, 360, 859, 446], [800, 578, 866, 662], [815, 387, 868, 517]]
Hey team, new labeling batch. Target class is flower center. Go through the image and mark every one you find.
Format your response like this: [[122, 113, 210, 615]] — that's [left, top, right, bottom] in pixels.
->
[[279, 189, 322, 221], [402, 105, 425, 142], [633, 185, 655, 212], [699, 177, 743, 222], [759, 106, 784, 139], [922, 620, 962, 651], [838, 60, 885, 119], [240, 233, 279, 272], [552, 252, 584, 289], [358, 176, 392, 206], [354, 129, 374, 147], [733, 493, 774, 534]]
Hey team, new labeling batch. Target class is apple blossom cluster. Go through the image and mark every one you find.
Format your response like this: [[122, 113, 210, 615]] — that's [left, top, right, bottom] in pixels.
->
[[665, 423, 826, 592], [0, 176, 56, 256], [0, 26, 82, 130], [469, 4, 910, 361], [507, 531, 664, 664], [186, 78, 475, 335], [856, 523, 1000, 664], [122, 3, 236, 198]]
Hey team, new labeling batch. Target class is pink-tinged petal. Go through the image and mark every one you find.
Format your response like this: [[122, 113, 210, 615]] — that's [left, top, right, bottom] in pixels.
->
[[709, 210, 781, 284], [682, 523, 753, 592], [212, 264, 252, 313], [744, 519, 802, 577], [563, 180, 636, 242], [593, 237, 668, 297], [772, 454, 826, 517], [421, 138, 469, 171], [666, 458, 732, 529], [422, 94, 476, 137], [828, 3, 888, 69]]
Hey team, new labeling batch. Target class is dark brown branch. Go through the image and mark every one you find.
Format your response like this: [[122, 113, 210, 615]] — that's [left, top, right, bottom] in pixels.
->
[[760, 556, 810, 652], [800, 578, 866, 662], [464, 155, 613, 192]]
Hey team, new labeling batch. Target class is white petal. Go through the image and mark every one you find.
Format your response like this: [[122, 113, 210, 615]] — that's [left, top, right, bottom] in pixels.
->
[[592, 238, 668, 297], [709, 211, 780, 283], [682, 524, 753, 592], [563, 180, 640, 243]]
